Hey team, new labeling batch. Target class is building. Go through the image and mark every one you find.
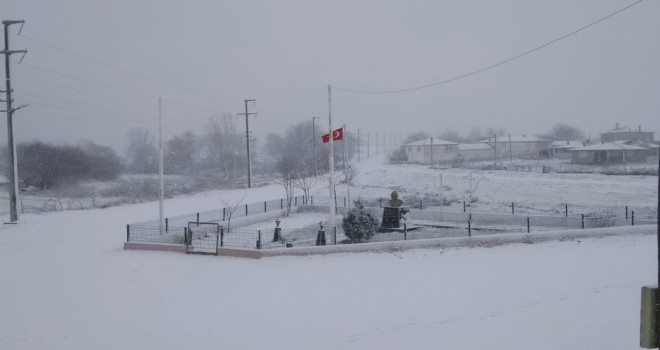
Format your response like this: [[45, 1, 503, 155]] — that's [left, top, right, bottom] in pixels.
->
[[568, 142, 649, 164], [480, 135, 551, 159], [457, 143, 494, 161], [600, 123, 654, 143], [405, 138, 458, 164], [549, 141, 585, 157]]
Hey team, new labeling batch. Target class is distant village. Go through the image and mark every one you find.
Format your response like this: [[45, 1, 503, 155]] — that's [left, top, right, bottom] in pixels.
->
[[404, 123, 659, 166]]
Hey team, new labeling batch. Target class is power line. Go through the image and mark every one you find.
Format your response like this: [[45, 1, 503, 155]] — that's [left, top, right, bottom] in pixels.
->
[[14, 90, 212, 128], [20, 99, 205, 131], [22, 108, 195, 134], [13, 68, 219, 115], [13, 31, 237, 105], [334, 0, 646, 94]]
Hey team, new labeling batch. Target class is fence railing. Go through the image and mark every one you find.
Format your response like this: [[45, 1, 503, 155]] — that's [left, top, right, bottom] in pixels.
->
[[127, 194, 656, 252]]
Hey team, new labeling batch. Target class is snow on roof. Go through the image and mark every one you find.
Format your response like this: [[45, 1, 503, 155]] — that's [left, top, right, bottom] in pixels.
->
[[405, 138, 457, 146], [569, 142, 649, 152], [458, 143, 493, 151], [550, 141, 584, 149], [479, 135, 545, 143]]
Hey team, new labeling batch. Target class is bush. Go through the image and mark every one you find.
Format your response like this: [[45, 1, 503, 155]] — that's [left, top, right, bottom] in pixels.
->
[[17, 141, 121, 190], [342, 200, 379, 243]]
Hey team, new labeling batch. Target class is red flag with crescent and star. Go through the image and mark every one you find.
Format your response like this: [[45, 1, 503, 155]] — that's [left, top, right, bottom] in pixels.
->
[[321, 127, 343, 143]]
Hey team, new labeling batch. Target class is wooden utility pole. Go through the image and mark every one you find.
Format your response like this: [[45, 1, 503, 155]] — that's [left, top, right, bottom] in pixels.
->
[[238, 99, 256, 188], [2, 20, 27, 223]]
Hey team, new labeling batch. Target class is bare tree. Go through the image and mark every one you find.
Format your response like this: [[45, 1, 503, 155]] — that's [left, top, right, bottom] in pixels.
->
[[219, 194, 246, 232], [343, 164, 359, 186], [294, 168, 319, 205], [125, 128, 158, 174], [541, 123, 586, 141], [206, 114, 243, 178], [275, 152, 297, 216]]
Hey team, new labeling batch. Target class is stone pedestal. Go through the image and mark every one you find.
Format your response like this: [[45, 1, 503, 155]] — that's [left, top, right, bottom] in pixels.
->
[[381, 207, 406, 229]]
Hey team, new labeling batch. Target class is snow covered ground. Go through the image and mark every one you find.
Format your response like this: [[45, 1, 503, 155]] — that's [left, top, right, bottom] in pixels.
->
[[0, 155, 657, 349]]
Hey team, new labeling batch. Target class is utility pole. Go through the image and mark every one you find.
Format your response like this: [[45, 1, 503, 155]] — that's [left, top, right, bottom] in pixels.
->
[[430, 136, 434, 168], [357, 129, 361, 163], [238, 99, 256, 188], [493, 134, 498, 167], [312, 117, 320, 176], [367, 131, 370, 158], [2, 20, 27, 223]]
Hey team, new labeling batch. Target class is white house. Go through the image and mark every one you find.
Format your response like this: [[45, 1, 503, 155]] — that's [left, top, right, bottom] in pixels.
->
[[480, 135, 551, 159], [569, 142, 649, 164], [549, 141, 585, 157], [405, 138, 458, 164], [457, 143, 494, 161]]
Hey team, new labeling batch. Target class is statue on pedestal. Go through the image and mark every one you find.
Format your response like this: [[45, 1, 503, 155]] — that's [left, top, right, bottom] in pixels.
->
[[381, 191, 408, 229]]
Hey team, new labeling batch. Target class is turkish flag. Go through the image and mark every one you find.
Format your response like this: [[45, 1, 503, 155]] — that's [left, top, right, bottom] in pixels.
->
[[322, 127, 344, 143]]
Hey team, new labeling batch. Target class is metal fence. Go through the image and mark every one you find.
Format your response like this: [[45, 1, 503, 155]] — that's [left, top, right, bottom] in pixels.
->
[[127, 195, 657, 252]]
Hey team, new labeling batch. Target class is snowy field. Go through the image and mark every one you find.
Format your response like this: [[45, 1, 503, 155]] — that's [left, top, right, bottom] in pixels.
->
[[0, 155, 657, 349]]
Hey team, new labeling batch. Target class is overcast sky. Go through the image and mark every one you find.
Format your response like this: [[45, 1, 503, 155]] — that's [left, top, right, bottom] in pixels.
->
[[3, 0, 659, 153]]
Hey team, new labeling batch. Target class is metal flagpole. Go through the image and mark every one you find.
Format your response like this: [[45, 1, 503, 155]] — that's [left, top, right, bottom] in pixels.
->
[[343, 123, 351, 209], [328, 85, 335, 232], [158, 97, 164, 234]]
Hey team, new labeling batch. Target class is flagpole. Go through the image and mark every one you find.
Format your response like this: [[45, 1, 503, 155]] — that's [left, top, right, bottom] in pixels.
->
[[158, 97, 164, 235], [328, 85, 336, 233], [343, 123, 351, 209]]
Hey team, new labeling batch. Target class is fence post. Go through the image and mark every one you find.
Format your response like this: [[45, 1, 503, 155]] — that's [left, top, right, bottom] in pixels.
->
[[281, 198, 283, 210], [334, 226, 337, 245], [264, 201, 267, 213], [196, 213, 200, 226], [404, 222, 408, 240], [344, 196, 346, 207], [625, 206, 628, 220], [420, 200, 423, 210], [184, 227, 189, 246], [311, 196, 314, 206], [257, 230, 262, 249], [581, 214, 584, 229], [468, 220, 471, 237], [295, 196, 298, 206], [565, 203, 568, 217], [632, 211, 635, 226], [215, 233, 220, 256], [126, 225, 130, 242], [512, 202, 515, 215], [220, 227, 224, 247], [379, 199, 382, 208], [165, 218, 168, 233], [245, 204, 248, 216], [463, 201, 466, 212], [223, 208, 226, 221], [527, 217, 530, 233]]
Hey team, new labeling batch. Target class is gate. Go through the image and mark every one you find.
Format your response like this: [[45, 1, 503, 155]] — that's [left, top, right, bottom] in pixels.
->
[[186, 222, 221, 255]]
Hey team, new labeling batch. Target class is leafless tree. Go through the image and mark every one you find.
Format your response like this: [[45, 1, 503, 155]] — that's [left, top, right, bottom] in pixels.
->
[[275, 152, 297, 216], [205, 113, 243, 178], [219, 194, 246, 232], [125, 128, 158, 174]]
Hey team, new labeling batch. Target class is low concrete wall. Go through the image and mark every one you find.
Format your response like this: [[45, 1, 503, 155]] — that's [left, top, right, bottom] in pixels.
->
[[124, 242, 187, 253], [124, 225, 655, 258], [260, 224, 656, 257], [217, 248, 263, 259]]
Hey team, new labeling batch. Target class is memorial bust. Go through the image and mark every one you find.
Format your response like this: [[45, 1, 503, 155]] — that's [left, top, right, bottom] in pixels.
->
[[389, 191, 404, 208]]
